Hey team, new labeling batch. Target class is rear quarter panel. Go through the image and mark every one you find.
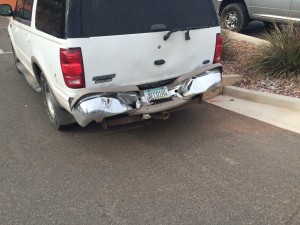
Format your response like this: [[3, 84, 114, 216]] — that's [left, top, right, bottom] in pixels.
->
[[291, 0, 300, 21], [30, 30, 75, 111]]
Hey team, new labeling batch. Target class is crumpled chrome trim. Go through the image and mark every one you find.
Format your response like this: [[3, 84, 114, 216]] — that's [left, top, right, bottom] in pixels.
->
[[73, 96, 133, 127], [181, 70, 222, 97], [72, 68, 222, 127]]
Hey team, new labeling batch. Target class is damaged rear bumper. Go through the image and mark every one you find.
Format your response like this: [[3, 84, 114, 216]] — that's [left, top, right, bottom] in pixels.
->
[[70, 64, 222, 127]]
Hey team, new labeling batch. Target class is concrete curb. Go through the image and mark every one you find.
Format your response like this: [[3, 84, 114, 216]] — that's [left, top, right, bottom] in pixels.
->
[[203, 74, 243, 100], [228, 31, 269, 46], [223, 86, 300, 112], [222, 74, 242, 86]]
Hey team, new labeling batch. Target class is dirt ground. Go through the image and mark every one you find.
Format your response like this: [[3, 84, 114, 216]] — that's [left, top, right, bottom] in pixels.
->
[[221, 39, 300, 98]]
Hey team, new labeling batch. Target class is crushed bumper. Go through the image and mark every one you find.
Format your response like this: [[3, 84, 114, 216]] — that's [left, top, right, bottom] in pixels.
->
[[70, 64, 222, 127]]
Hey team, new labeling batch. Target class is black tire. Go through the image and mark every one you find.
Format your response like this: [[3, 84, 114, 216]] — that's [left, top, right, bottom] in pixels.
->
[[41, 74, 76, 130], [221, 3, 249, 32], [11, 45, 22, 74]]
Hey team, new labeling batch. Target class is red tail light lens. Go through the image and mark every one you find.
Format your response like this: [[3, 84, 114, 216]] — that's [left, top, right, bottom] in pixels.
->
[[213, 33, 223, 63], [60, 48, 85, 89]]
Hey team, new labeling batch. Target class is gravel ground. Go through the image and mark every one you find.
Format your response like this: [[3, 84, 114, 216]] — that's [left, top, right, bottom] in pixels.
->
[[221, 39, 300, 98]]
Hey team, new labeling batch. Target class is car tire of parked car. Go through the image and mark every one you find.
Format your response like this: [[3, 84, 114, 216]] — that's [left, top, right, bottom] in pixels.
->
[[221, 3, 249, 32], [11, 45, 22, 74], [41, 74, 76, 130]]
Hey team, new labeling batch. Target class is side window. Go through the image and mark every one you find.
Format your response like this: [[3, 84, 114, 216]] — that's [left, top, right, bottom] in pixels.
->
[[35, 0, 65, 38], [15, 0, 33, 22]]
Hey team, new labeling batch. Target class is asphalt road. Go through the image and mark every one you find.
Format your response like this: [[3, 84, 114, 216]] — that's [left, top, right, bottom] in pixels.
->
[[0, 17, 300, 225]]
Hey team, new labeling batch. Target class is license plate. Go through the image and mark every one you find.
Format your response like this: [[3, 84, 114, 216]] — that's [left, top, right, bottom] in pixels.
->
[[144, 86, 170, 102]]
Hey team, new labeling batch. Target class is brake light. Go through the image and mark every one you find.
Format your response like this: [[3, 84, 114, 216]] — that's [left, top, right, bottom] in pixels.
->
[[60, 48, 85, 88], [213, 33, 223, 63]]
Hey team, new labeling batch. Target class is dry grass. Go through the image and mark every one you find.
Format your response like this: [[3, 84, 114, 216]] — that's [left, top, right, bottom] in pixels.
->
[[220, 38, 300, 98], [250, 22, 300, 78]]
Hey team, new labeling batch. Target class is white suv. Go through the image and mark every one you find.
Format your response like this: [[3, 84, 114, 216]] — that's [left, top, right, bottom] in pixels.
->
[[0, 0, 222, 129]]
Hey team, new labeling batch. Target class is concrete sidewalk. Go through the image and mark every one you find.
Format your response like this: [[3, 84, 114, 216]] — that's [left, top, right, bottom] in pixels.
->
[[228, 30, 269, 46], [207, 86, 300, 134], [214, 32, 300, 134]]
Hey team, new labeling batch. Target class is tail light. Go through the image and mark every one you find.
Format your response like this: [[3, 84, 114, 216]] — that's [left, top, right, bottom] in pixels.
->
[[213, 33, 223, 63], [60, 48, 85, 89]]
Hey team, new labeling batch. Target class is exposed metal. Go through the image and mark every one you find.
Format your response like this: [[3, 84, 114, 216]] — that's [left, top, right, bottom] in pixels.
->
[[71, 65, 222, 127], [72, 94, 134, 127], [44, 83, 56, 118], [225, 11, 238, 29]]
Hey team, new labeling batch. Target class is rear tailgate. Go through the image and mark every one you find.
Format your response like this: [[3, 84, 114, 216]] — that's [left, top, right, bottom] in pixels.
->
[[66, 0, 220, 88]]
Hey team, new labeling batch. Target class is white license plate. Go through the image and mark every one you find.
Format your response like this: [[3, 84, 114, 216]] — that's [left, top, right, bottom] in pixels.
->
[[144, 86, 170, 101]]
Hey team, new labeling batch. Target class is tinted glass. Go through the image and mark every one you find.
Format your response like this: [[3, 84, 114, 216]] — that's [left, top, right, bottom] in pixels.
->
[[35, 0, 65, 37], [15, 0, 33, 21], [82, 0, 218, 37], [0, 4, 12, 16]]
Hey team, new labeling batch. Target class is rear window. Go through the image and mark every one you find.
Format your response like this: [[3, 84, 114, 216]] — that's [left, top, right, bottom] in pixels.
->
[[82, 0, 218, 37]]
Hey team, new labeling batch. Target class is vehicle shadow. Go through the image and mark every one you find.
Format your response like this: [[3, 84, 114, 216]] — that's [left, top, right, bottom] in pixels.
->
[[240, 21, 266, 37], [62, 104, 210, 136]]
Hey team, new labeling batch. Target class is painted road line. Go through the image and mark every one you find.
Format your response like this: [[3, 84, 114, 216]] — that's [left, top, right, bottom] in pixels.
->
[[0, 49, 12, 54]]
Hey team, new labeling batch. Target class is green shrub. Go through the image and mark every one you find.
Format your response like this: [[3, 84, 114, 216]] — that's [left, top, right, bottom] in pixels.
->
[[250, 22, 300, 77]]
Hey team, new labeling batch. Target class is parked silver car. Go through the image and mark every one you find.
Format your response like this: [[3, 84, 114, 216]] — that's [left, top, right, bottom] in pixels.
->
[[217, 0, 300, 31]]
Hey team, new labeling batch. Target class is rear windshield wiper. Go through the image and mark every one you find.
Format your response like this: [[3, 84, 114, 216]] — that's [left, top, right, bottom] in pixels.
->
[[163, 26, 209, 41]]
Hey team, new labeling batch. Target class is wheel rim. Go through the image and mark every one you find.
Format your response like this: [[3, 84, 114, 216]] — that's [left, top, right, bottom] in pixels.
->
[[225, 11, 238, 29], [44, 82, 56, 118]]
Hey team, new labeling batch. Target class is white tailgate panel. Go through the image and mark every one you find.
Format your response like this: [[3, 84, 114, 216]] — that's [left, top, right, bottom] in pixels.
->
[[67, 27, 220, 88]]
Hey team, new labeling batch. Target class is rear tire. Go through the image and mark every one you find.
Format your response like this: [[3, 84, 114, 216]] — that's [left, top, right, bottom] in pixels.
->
[[221, 3, 249, 32], [41, 74, 75, 130]]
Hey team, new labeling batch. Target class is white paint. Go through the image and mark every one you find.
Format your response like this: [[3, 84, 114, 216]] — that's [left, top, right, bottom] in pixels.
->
[[27, 26, 220, 112], [67, 26, 220, 89], [0, 49, 12, 54], [7, 0, 221, 115]]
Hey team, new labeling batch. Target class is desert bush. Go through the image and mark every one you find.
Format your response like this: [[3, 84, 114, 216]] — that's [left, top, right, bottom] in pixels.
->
[[250, 22, 300, 77]]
